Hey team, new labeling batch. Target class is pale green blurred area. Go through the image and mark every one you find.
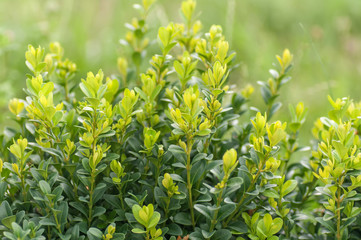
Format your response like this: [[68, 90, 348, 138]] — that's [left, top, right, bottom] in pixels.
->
[[1, 0, 361, 143]]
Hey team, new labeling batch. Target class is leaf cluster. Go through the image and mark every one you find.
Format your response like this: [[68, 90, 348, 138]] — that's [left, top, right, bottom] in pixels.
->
[[1, 1, 361, 240]]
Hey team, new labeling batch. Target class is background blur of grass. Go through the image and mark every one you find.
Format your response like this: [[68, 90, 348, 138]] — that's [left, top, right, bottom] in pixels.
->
[[1, 0, 361, 144]]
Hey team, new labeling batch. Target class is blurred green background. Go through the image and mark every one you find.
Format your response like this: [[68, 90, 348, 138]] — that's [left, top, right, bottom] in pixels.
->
[[1, 0, 361, 143]]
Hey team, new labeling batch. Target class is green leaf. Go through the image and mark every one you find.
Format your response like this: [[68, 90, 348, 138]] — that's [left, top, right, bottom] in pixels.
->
[[86, 97, 100, 107], [228, 220, 248, 234], [132, 205, 146, 226], [263, 189, 280, 198], [341, 217, 356, 232], [332, 140, 348, 159], [315, 217, 336, 233], [197, 129, 211, 136], [0, 182, 7, 202], [36, 62, 47, 73], [79, 82, 93, 98], [134, 87, 148, 101], [289, 122, 301, 132], [158, 27, 168, 45], [98, 130, 116, 139], [191, 160, 206, 184], [92, 183, 107, 204], [132, 228, 146, 234], [269, 218, 283, 235], [87, 227, 103, 240], [81, 158, 92, 173], [167, 223, 183, 236], [174, 212, 192, 226], [281, 180, 297, 197], [211, 229, 232, 240], [0, 201, 12, 220], [104, 194, 123, 209], [174, 61, 184, 78], [52, 111, 63, 125], [263, 214, 272, 232], [148, 212, 160, 229], [41, 82, 54, 95], [58, 202, 68, 226], [1, 215, 16, 229], [217, 204, 236, 221], [154, 187, 167, 209], [69, 202, 88, 217], [168, 145, 187, 164], [39, 218, 57, 226], [269, 102, 282, 119], [194, 204, 212, 220], [11, 222, 29, 237], [202, 229, 215, 239], [39, 180, 51, 194], [256, 221, 267, 239], [150, 85, 162, 101], [92, 206, 106, 218], [164, 42, 177, 55], [260, 86, 271, 104]]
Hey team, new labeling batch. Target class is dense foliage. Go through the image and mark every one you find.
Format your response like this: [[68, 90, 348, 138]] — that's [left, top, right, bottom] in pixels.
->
[[1, 0, 361, 239]]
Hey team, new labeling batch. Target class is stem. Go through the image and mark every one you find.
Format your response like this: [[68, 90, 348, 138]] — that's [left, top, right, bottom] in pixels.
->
[[20, 174, 27, 201], [152, 160, 161, 204], [208, 187, 225, 234], [281, 132, 297, 176], [298, 174, 318, 206], [162, 197, 171, 228], [223, 159, 266, 227], [155, 161, 161, 186], [284, 221, 290, 238], [51, 206, 63, 234], [118, 133, 125, 162], [266, 74, 283, 120], [71, 176, 78, 199], [336, 177, 344, 240], [117, 184, 125, 210], [277, 193, 289, 238], [235, 170, 261, 218], [195, 102, 218, 196], [156, 54, 165, 85], [203, 138, 210, 153], [19, 158, 27, 201], [73, 184, 78, 199], [48, 226, 51, 239], [19, 119, 26, 137], [88, 170, 95, 226], [336, 188, 341, 239], [202, 97, 217, 153], [88, 106, 98, 226], [144, 156, 150, 176], [186, 139, 195, 228]]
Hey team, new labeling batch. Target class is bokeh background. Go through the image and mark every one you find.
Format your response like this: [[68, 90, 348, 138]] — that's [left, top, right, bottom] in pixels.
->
[[1, 0, 361, 143]]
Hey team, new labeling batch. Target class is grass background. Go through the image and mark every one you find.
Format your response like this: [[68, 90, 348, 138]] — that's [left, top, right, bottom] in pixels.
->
[[1, 0, 361, 144]]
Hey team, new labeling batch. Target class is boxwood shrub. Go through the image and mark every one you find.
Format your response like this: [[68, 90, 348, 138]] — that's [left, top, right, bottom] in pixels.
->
[[1, 0, 361, 239]]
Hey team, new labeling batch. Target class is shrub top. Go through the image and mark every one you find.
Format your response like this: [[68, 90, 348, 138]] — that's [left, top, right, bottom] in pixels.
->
[[1, 0, 361, 240]]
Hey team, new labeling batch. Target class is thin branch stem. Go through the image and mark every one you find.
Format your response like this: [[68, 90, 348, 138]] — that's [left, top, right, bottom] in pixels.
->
[[186, 138, 195, 228]]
